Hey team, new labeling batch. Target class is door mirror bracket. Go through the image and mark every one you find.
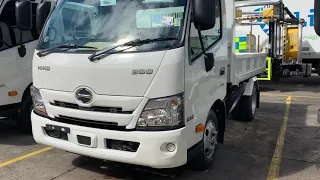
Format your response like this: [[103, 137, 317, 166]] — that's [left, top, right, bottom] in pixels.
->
[[204, 53, 214, 72], [18, 44, 26, 57], [197, 26, 214, 72]]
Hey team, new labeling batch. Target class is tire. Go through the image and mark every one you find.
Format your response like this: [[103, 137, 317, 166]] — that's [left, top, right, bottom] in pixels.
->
[[231, 99, 242, 120], [188, 110, 219, 171], [13, 94, 33, 134], [231, 84, 257, 121], [157, 166, 185, 179]]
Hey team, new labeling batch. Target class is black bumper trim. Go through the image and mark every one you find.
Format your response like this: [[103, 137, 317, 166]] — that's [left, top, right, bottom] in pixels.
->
[[0, 103, 21, 117]]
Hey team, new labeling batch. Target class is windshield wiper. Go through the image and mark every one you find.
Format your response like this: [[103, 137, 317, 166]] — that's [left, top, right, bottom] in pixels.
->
[[37, 44, 98, 57], [88, 37, 178, 61]]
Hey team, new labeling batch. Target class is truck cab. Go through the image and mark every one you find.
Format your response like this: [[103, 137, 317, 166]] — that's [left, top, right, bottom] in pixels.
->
[[0, 0, 55, 133]]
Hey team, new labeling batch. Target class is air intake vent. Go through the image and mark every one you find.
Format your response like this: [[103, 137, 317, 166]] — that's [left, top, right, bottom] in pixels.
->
[[52, 115, 130, 131], [50, 101, 133, 114]]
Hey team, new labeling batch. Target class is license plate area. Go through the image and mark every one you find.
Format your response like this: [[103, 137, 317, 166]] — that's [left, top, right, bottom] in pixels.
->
[[77, 135, 91, 146], [45, 124, 70, 140], [73, 130, 98, 148]]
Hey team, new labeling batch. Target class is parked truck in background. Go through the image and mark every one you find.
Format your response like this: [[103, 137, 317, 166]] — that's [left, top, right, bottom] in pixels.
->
[[315, 1, 320, 36], [283, 0, 320, 75], [15, 0, 266, 176], [236, 0, 320, 78], [0, 0, 56, 133]]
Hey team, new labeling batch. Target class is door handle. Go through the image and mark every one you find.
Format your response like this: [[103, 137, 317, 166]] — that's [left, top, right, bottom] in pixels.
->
[[219, 67, 225, 76]]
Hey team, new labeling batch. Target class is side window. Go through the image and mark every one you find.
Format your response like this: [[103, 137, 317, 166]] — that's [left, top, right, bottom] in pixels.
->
[[0, 0, 39, 50], [0, 1, 16, 50], [0, 22, 12, 50], [189, 0, 222, 61]]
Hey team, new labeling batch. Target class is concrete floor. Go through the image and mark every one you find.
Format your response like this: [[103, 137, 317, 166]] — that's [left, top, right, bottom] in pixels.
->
[[0, 76, 319, 180]]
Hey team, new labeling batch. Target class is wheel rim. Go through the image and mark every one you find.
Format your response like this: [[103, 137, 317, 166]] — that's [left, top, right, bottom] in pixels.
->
[[251, 89, 257, 114], [203, 120, 217, 159]]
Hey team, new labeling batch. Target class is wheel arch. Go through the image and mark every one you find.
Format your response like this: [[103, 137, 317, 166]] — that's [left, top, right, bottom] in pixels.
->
[[210, 99, 226, 144], [243, 77, 260, 108], [243, 76, 258, 96], [21, 83, 33, 103]]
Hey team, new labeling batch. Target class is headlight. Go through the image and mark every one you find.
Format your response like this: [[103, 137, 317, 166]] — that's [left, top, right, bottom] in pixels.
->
[[30, 85, 47, 116], [136, 93, 184, 130]]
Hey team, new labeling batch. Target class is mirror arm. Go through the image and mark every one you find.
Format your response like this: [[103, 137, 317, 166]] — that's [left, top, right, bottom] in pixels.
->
[[197, 26, 207, 56], [19, 30, 23, 46], [196, 25, 214, 72], [197, 25, 215, 58], [18, 30, 26, 57]]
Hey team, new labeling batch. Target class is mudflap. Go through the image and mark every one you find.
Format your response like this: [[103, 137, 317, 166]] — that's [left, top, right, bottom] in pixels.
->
[[224, 83, 246, 115]]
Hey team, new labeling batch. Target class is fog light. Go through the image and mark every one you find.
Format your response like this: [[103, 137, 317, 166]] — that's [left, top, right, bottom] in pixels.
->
[[166, 143, 176, 152]]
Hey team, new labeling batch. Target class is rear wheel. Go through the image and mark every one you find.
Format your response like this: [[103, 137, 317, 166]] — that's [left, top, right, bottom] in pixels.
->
[[188, 110, 219, 171], [231, 84, 258, 121], [242, 85, 257, 121]]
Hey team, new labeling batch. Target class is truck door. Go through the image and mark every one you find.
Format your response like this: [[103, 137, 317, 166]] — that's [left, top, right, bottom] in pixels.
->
[[184, 0, 228, 147], [0, 0, 39, 107]]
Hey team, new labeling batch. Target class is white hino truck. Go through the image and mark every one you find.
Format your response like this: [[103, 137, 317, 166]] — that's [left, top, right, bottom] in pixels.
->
[[15, 0, 266, 175], [0, 0, 56, 133]]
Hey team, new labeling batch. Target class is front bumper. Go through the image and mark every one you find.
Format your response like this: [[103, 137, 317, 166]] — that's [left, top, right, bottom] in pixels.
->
[[31, 112, 188, 169]]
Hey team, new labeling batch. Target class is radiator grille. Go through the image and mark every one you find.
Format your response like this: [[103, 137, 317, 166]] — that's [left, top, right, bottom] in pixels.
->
[[50, 101, 133, 114]]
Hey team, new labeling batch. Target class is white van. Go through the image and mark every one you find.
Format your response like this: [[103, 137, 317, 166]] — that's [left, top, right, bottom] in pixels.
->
[[0, 0, 56, 133]]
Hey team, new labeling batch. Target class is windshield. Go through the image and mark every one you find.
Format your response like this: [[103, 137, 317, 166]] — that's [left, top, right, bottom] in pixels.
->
[[37, 0, 188, 52]]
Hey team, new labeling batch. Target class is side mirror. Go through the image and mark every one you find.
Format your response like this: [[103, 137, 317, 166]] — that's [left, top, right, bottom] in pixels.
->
[[36, 1, 51, 34], [15, 0, 33, 31], [192, 0, 216, 72], [192, 0, 216, 30], [315, 1, 320, 36]]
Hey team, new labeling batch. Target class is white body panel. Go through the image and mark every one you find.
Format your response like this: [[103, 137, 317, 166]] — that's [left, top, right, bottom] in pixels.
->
[[183, 0, 228, 148], [35, 51, 167, 97], [0, 40, 37, 106], [31, 0, 264, 169], [232, 53, 266, 85]]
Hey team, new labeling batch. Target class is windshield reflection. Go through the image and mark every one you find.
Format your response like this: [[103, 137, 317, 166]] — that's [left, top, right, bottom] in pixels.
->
[[38, 0, 188, 52]]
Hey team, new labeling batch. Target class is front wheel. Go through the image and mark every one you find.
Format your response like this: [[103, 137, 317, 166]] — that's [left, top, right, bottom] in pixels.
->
[[188, 110, 219, 171], [13, 95, 33, 134]]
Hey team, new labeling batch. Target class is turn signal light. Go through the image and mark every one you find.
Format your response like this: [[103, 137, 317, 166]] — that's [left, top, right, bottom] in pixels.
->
[[8, 91, 18, 96], [196, 124, 205, 133]]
